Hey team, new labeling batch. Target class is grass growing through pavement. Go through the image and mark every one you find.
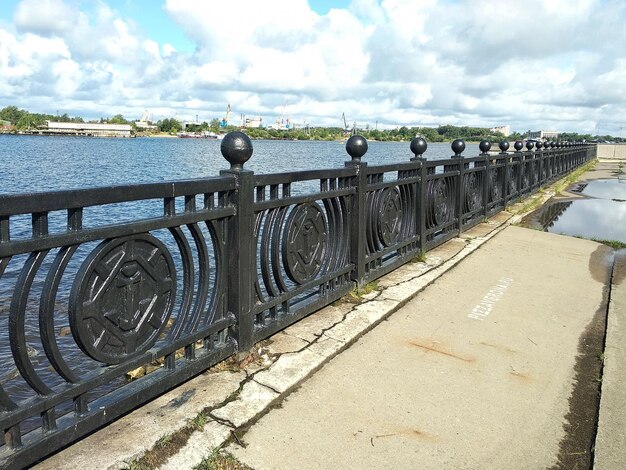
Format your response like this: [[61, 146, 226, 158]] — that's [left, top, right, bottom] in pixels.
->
[[193, 449, 252, 470], [410, 250, 427, 263], [572, 235, 626, 249], [337, 281, 380, 304], [514, 159, 598, 217], [551, 159, 597, 195], [591, 239, 626, 250]]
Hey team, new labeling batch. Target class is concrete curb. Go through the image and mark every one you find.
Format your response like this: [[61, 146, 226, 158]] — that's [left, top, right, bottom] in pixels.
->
[[593, 250, 626, 469]]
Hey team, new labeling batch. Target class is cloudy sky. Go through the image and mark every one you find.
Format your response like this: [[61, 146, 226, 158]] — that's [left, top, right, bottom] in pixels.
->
[[1, 0, 625, 134]]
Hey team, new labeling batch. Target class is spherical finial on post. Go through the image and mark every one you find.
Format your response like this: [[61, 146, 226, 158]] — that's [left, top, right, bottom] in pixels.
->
[[346, 135, 368, 163], [451, 139, 465, 157], [525, 141, 534, 150], [479, 140, 491, 154], [550, 141, 556, 148], [410, 137, 428, 159], [514, 140, 523, 152], [499, 141, 510, 153], [221, 131, 253, 171]]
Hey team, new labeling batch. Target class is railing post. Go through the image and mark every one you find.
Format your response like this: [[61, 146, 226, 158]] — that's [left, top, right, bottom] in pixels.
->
[[345, 135, 368, 287], [514, 140, 523, 197], [499, 141, 510, 208], [549, 141, 556, 179], [219, 132, 255, 352], [543, 141, 550, 183], [536, 141, 543, 186], [525, 140, 535, 190], [410, 137, 428, 254], [477, 140, 491, 218], [451, 139, 465, 234]]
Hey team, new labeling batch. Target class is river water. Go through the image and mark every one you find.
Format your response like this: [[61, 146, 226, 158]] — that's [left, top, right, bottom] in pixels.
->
[[0, 135, 477, 194]]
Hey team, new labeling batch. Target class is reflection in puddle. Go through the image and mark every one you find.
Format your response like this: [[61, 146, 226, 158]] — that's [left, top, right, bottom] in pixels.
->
[[524, 177, 626, 243], [581, 178, 626, 201], [546, 199, 626, 242]]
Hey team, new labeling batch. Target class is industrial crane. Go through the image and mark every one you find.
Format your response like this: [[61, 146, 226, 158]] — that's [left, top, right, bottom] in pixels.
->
[[341, 112, 355, 135], [220, 104, 231, 128]]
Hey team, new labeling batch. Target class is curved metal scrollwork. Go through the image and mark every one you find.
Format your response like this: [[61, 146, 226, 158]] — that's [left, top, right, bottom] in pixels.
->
[[489, 169, 502, 202], [464, 173, 482, 213], [377, 187, 403, 247], [281, 203, 328, 285], [428, 179, 453, 226], [69, 234, 176, 364], [507, 166, 517, 195]]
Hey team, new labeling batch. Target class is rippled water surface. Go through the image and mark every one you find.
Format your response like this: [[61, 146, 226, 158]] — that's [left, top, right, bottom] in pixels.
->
[[0, 135, 478, 193]]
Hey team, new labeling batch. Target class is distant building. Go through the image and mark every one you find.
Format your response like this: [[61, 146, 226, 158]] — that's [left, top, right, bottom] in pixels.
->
[[0, 119, 12, 130], [490, 125, 510, 137], [243, 116, 262, 129], [134, 120, 157, 131], [526, 130, 559, 141], [42, 121, 133, 137]]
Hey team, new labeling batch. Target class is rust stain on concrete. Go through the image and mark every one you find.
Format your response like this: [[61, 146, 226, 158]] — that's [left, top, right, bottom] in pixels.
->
[[370, 428, 437, 447], [509, 369, 533, 383], [407, 340, 475, 363]]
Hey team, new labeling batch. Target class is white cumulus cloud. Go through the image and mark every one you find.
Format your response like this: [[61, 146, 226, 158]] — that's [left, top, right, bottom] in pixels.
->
[[0, 0, 625, 134]]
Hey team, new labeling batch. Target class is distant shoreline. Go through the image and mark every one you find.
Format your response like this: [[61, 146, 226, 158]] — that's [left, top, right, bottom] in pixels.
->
[[0, 132, 496, 145]]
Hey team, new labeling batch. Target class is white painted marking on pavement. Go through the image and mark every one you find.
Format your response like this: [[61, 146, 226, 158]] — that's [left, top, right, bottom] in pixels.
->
[[468, 277, 513, 320]]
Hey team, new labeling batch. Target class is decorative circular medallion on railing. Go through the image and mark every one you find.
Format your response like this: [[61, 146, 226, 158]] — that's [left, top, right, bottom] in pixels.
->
[[282, 203, 328, 285], [377, 187, 403, 247], [430, 179, 452, 226], [69, 234, 176, 364], [465, 173, 482, 212]]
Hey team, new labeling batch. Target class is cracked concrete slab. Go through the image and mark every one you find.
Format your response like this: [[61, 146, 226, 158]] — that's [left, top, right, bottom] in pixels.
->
[[253, 349, 325, 394], [323, 299, 399, 343], [265, 332, 309, 354], [34, 371, 245, 470], [306, 335, 344, 358], [159, 421, 231, 470], [282, 303, 352, 343], [211, 380, 279, 429]]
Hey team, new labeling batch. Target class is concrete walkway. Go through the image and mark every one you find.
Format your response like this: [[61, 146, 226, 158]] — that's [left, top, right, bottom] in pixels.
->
[[228, 226, 613, 469]]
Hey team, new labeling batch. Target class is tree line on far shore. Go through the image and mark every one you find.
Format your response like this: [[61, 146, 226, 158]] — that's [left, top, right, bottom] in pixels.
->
[[1, 105, 623, 143]]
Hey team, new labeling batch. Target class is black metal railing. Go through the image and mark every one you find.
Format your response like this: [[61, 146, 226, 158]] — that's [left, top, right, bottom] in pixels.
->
[[0, 133, 595, 468]]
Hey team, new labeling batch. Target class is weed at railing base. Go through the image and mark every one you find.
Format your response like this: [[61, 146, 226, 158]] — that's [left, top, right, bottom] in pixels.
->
[[336, 281, 380, 304], [410, 251, 427, 263]]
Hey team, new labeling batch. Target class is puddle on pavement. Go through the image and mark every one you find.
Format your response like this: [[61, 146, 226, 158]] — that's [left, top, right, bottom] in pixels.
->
[[579, 178, 626, 201], [522, 178, 626, 243]]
